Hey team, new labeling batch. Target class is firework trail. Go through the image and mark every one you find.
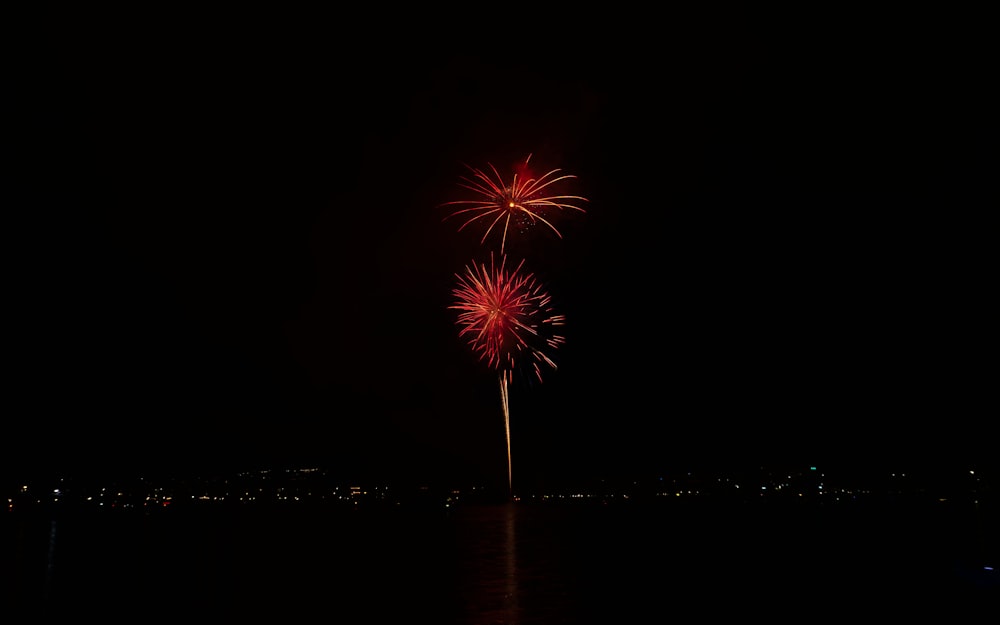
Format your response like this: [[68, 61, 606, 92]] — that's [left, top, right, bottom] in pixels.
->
[[441, 154, 588, 255], [450, 253, 565, 496]]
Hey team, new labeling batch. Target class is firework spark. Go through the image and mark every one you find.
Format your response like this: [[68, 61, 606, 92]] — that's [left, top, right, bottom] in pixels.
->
[[450, 253, 565, 495], [441, 154, 588, 255]]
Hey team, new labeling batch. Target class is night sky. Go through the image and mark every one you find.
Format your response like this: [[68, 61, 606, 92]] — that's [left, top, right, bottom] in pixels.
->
[[10, 14, 995, 491]]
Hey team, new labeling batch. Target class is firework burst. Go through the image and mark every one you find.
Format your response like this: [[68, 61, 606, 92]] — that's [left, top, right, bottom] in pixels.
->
[[441, 154, 588, 255], [450, 253, 565, 495], [451, 253, 565, 384]]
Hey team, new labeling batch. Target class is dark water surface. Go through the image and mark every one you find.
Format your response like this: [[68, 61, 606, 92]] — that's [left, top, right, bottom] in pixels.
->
[[4, 497, 997, 622]]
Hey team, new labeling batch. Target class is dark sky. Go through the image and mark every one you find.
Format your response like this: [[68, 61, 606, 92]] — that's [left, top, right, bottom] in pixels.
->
[[10, 13, 995, 490]]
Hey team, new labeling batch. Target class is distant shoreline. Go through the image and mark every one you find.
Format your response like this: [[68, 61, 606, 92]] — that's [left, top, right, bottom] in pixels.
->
[[6, 462, 996, 514]]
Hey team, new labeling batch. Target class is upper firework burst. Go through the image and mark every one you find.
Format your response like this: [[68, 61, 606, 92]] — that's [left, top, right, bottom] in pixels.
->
[[441, 154, 588, 255]]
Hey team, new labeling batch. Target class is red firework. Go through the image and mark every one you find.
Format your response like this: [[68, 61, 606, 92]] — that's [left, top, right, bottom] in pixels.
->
[[450, 253, 566, 384], [441, 154, 588, 255], [450, 253, 565, 496]]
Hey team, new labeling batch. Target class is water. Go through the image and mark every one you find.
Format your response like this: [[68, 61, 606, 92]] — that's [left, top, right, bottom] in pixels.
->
[[4, 497, 997, 622]]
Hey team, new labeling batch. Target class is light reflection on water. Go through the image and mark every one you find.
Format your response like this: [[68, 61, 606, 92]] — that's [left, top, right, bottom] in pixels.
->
[[502, 503, 518, 622], [43, 519, 57, 603], [453, 503, 533, 624]]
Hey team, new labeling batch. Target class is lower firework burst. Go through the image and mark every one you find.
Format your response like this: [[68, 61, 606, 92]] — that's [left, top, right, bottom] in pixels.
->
[[450, 253, 565, 498], [450, 253, 565, 385]]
